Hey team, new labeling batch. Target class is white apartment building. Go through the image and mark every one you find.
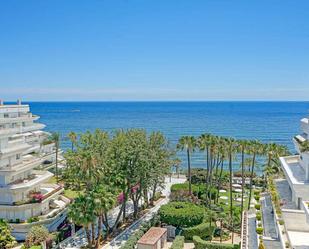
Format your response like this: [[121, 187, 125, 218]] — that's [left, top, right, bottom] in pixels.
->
[[0, 100, 69, 240]]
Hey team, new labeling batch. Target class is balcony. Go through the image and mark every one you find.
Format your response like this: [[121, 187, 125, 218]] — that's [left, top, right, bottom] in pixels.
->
[[0, 114, 39, 124], [0, 155, 43, 174], [280, 155, 307, 185], [0, 127, 20, 137], [22, 123, 46, 133], [7, 171, 53, 190], [301, 118, 309, 135], [293, 135, 307, 154], [12, 184, 64, 206]]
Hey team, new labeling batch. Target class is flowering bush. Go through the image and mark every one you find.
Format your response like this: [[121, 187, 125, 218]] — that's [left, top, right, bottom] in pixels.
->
[[31, 193, 43, 203]]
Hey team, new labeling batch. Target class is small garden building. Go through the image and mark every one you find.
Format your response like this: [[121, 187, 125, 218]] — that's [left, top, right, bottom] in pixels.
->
[[137, 227, 167, 249]]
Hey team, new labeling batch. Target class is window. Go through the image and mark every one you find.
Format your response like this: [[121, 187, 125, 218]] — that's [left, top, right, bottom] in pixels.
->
[[4, 114, 9, 118], [16, 154, 21, 160]]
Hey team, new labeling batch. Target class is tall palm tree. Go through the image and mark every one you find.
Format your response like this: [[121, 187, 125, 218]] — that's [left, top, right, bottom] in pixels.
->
[[68, 195, 95, 247], [197, 133, 212, 184], [92, 186, 116, 248], [177, 136, 196, 195], [225, 137, 237, 244], [238, 139, 247, 229], [51, 132, 60, 183], [247, 140, 263, 210], [68, 131, 77, 151]]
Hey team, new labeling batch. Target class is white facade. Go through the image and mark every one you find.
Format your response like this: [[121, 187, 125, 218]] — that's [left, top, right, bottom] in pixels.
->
[[0, 100, 69, 240], [280, 112, 309, 209]]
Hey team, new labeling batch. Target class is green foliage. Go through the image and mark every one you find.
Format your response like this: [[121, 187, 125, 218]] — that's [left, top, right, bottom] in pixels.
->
[[171, 183, 205, 196], [193, 236, 240, 249], [182, 223, 214, 240], [0, 219, 16, 249], [25, 225, 49, 248], [255, 204, 261, 210], [256, 213, 261, 221], [256, 227, 263, 235], [119, 216, 159, 249], [279, 219, 284, 225], [27, 217, 39, 223], [159, 202, 204, 228], [170, 236, 185, 249]]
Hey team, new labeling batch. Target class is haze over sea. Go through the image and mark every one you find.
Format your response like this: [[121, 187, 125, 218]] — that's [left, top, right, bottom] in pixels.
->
[[27, 101, 309, 170]]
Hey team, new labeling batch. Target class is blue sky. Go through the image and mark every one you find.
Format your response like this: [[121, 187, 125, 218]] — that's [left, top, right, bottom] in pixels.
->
[[0, 0, 308, 101]]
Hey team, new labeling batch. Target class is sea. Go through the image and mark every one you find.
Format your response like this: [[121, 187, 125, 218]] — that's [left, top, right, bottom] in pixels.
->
[[25, 101, 309, 170]]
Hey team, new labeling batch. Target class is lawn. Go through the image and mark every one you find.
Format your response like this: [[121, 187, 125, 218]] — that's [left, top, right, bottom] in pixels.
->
[[64, 189, 82, 199], [218, 188, 250, 209]]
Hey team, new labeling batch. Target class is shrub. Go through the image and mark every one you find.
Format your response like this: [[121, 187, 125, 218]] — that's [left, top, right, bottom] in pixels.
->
[[279, 219, 284, 225], [254, 196, 260, 201], [256, 227, 263, 235], [193, 236, 239, 249], [170, 236, 184, 249], [285, 241, 290, 248], [170, 189, 200, 204], [171, 183, 206, 197], [24, 225, 49, 248], [182, 223, 214, 240], [159, 202, 204, 228], [256, 213, 261, 221], [27, 217, 39, 223], [255, 204, 261, 210]]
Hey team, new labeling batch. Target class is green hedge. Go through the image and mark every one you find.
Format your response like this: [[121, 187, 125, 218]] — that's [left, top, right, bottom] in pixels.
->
[[182, 223, 214, 240], [193, 236, 240, 249], [171, 183, 206, 196], [170, 236, 184, 249], [159, 202, 205, 228], [256, 227, 263, 235], [255, 204, 261, 210]]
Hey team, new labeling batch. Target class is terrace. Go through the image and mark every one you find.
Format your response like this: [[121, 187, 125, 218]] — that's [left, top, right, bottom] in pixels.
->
[[8, 170, 53, 190], [280, 156, 307, 185]]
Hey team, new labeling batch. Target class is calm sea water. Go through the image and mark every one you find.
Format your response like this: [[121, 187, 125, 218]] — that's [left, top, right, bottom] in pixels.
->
[[25, 101, 309, 169]]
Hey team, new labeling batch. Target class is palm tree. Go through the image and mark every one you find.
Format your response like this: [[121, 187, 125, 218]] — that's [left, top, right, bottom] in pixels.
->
[[92, 186, 116, 248], [173, 158, 182, 178], [197, 133, 212, 184], [68, 131, 77, 151], [68, 195, 95, 247], [51, 132, 60, 183], [238, 139, 247, 229], [217, 212, 226, 243], [177, 136, 196, 195], [225, 137, 237, 244], [247, 140, 263, 210]]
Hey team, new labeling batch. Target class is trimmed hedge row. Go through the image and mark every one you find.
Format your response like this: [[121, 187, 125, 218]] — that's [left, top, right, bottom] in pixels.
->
[[159, 202, 204, 228], [171, 183, 205, 196], [182, 223, 215, 240], [170, 236, 185, 249], [193, 236, 240, 249]]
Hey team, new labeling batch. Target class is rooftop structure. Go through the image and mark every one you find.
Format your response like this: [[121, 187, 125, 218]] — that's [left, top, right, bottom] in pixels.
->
[[137, 227, 167, 249], [280, 112, 309, 208], [0, 100, 69, 240], [279, 111, 309, 248]]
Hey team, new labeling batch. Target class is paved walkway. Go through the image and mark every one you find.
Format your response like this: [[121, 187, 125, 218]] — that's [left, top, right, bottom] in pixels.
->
[[60, 176, 186, 249], [261, 194, 282, 249], [248, 212, 258, 249], [261, 194, 277, 238]]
